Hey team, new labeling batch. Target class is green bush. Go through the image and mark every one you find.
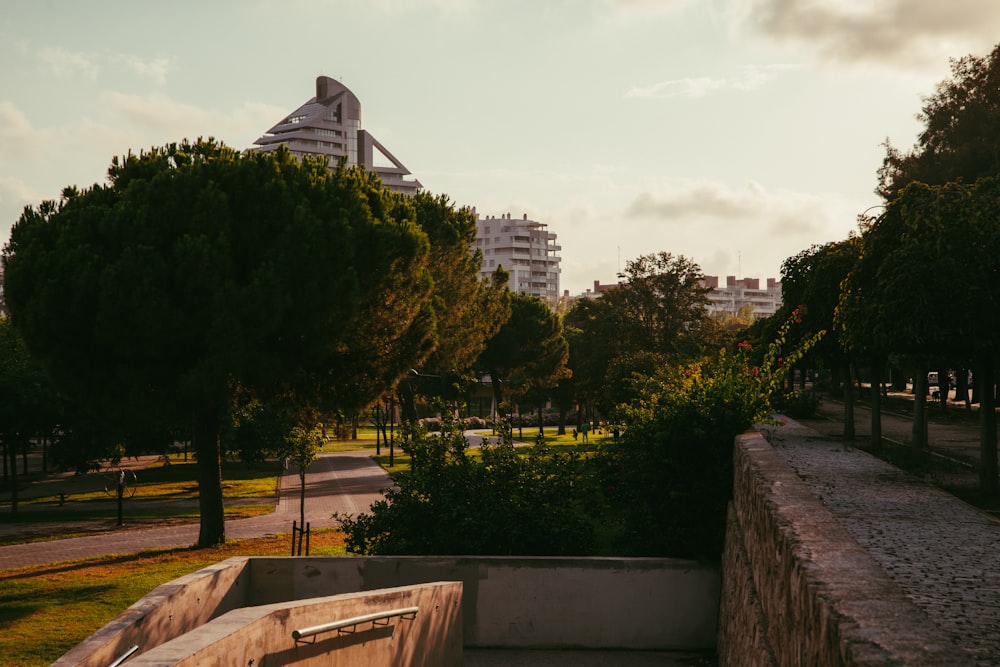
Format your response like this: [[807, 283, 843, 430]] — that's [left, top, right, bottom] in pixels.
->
[[338, 416, 598, 556], [599, 314, 821, 558]]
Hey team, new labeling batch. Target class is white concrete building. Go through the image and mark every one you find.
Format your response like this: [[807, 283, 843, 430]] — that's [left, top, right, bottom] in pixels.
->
[[702, 275, 782, 319], [251, 76, 421, 195], [474, 212, 561, 307]]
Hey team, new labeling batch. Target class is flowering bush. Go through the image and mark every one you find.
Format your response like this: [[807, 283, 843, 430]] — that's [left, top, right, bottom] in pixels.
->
[[601, 313, 822, 557]]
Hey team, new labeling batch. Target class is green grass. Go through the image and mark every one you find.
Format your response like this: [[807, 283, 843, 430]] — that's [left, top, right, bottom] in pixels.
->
[[0, 530, 347, 667]]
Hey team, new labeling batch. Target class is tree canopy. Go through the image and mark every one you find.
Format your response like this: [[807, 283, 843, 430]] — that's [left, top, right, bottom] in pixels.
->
[[879, 41, 1000, 198], [2, 139, 444, 545]]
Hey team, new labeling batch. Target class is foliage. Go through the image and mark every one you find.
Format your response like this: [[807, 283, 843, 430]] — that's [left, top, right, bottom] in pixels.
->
[[562, 252, 719, 419], [879, 41, 1000, 198], [1, 139, 438, 546], [601, 313, 822, 558], [477, 291, 569, 417], [338, 416, 596, 556]]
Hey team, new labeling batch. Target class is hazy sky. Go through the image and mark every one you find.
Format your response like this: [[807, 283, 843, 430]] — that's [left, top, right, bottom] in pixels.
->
[[3, 0, 1000, 295]]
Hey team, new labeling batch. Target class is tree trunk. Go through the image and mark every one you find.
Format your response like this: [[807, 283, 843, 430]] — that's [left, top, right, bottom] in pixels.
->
[[912, 366, 928, 450], [537, 406, 544, 438], [193, 409, 225, 547], [978, 360, 998, 496], [843, 362, 855, 441], [956, 368, 972, 412], [299, 469, 307, 530], [871, 357, 883, 452], [489, 369, 505, 420], [6, 437, 18, 512]]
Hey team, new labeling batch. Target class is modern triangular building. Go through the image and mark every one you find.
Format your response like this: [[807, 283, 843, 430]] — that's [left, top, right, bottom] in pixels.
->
[[252, 76, 422, 195]]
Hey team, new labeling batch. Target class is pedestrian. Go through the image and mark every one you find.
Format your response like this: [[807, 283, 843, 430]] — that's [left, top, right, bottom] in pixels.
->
[[580, 421, 589, 444]]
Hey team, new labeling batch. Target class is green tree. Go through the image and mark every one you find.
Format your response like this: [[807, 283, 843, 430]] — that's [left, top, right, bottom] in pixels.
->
[[562, 252, 715, 422], [282, 424, 325, 532], [0, 316, 61, 510], [2, 139, 436, 545], [780, 239, 859, 439], [477, 292, 569, 419], [603, 252, 711, 357], [879, 42, 1000, 199], [839, 180, 1000, 493]]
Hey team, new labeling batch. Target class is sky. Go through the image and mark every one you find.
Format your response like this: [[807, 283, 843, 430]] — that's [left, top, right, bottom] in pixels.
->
[[3, 0, 1000, 296]]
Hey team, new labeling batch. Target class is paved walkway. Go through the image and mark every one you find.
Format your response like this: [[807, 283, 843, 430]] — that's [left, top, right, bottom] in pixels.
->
[[0, 450, 390, 571], [761, 417, 1000, 666]]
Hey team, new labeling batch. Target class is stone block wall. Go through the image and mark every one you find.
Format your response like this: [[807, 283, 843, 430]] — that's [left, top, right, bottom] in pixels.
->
[[718, 432, 970, 666]]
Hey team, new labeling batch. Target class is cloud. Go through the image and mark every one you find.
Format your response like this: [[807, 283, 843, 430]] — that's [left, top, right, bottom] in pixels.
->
[[33, 44, 172, 84], [626, 64, 799, 99], [97, 92, 284, 148], [110, 53, 173, 86], [37, 46, 100, 79], [624, 179, 828, 237], [0, 101, 53, 161], [736, 0, 1000, 69]]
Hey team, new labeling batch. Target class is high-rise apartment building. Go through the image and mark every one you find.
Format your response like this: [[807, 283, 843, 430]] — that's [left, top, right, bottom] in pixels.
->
[[251, 76, 421, 195], [474, 212, 561, 306]]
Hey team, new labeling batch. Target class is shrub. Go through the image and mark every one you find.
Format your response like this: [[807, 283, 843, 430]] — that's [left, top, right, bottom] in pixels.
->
[[600, 313, 822, 558], [338, 416, 598, 556]]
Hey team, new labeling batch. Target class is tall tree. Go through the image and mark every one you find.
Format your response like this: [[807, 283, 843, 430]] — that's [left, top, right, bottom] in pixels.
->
[[780, 239, 861, 440], [477, 292, 569, 419], [562, 252, 714, 420], [839, 180, 1000, 490], [0, 316, 60, 511], [2, 139, 437, 546], [879, 42, 1000, 199]]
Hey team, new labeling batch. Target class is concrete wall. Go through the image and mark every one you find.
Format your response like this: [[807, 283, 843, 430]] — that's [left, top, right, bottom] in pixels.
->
[[53, 557, 253, 667], [125, 582, 462, 667], [245, 556, 720, 650], [58, 556, 720, 664], [718, 432, 970, 666]]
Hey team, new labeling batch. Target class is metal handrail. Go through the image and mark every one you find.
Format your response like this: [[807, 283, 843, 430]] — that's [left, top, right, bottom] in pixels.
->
[[292, 606, 419, 643], [107, 644, 139, 667]]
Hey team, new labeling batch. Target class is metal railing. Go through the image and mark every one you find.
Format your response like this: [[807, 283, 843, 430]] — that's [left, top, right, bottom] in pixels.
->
[[107, 644, 139, 667], [292, 606, 419, 644]]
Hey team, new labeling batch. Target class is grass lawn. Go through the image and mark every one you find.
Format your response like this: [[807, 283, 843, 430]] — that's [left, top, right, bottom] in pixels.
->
[[0, 529, 347, 667]]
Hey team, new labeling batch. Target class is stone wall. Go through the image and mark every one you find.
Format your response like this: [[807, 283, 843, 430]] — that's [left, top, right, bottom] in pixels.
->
[[718, 432, 970, 665]]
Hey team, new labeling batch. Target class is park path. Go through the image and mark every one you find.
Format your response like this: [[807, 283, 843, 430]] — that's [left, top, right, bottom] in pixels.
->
[[0, 450, 390, 572]]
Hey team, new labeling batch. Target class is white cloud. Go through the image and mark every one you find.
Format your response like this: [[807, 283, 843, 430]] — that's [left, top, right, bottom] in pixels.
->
[[38, 46, 100, 79], [626, 64, 799, 99], [109, 53, 173, 85], [33, 43, 172, 84], [0, 101, 54, 161]]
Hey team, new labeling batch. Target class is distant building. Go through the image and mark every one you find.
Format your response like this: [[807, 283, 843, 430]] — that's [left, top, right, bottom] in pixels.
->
[[702, 275, 782, 319], [474, 211, 561, 307], [567, 279, 619, 302], [251, 76, 421, 195]]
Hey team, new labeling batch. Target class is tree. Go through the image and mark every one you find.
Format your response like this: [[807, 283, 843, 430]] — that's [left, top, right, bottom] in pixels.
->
[[283, 425, 324, 532], [561, 252, 715, 421], [477, 292, 569, 419], [2, 139, 437, 545], [879, 42, 1000, 199], [780, 239, 860, 440], [0, 316, 61, 511], [603, 252, 711, 357], [839, 181, 1000, 491]]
